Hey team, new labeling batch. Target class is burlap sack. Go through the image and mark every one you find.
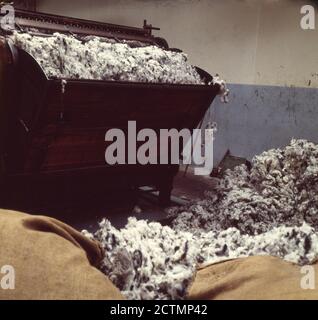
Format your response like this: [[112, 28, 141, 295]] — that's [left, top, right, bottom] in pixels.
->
[[2, 208, 318, 300], [188, 256, 318, 300], [0, 209, 124, 300]]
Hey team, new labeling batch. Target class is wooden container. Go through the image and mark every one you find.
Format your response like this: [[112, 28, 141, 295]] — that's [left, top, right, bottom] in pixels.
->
[[0, 9, 220, 210]]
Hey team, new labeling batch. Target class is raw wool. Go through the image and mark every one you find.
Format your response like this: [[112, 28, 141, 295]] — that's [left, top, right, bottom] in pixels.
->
[[9, 31, 204, 85], [90, 219, 318, 300], [198, 222, 318, 266], [85, 139, 318, 300], [212, 74, 230, 103], [170, 139, 318, 235], [93, 218, 198, 300]]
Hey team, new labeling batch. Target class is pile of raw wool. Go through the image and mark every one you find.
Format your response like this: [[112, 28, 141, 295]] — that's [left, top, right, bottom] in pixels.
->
[[84, 139, 318, 300], [9, 31, 204, 84], [89, 219, 318, 300], [170, 139, 318, 235]]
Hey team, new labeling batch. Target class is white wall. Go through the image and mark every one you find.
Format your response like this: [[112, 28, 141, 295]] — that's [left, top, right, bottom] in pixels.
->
[[37, 0, 318, 88], [35, 0, 318, 165]]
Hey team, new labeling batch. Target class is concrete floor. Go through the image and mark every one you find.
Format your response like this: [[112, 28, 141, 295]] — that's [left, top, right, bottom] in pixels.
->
[[68, 166, 218, 232]]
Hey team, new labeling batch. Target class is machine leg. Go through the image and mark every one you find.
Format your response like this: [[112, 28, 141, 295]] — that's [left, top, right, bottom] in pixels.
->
[[158, 177, 173, 207]]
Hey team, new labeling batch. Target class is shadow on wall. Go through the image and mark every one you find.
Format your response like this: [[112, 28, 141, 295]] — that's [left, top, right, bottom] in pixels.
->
[[204, 83, 318, 166]]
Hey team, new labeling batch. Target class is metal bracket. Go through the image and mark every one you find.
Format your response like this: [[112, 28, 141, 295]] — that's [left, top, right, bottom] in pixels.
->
[[143, 20, 160, 34]]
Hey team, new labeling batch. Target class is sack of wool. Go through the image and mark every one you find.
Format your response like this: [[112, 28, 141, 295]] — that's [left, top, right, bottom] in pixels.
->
[[86, 219, 318, 300], [83, 139, 318, 300], [9, 31, 204, 85]]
